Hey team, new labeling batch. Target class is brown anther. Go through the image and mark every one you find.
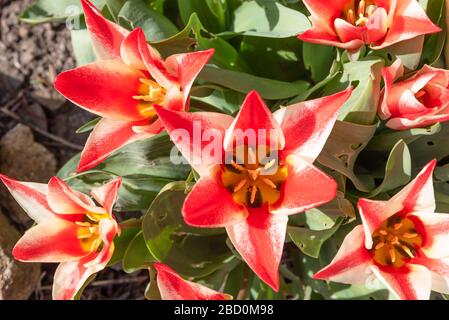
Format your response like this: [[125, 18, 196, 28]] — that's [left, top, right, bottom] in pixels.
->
[[347, 9, 356, 25], [415, 90, 426, 99], [401, 245, 415, 258]]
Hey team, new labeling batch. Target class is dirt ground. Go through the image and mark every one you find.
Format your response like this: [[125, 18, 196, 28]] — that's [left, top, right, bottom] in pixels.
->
[[0, 0, 148, 299]]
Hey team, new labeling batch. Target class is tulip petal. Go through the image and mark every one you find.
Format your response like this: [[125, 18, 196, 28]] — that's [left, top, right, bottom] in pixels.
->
[[379, 59, 404, 119], [334, 18, 363, 43], [366, 7, 389, 44], [299, 27, 364, 51], [165, 49, 215, 104], [386, 113, 449, 130], [182, 165, 248, 228], [13, 218, 87, 263], [120, 27, 147, 70], [78, 118, 151, 172], [411, 212, 449, 259], [412, 255, 449, 294], [90, 178, 122, 214], [47, 177, 105, 215], [0, 174, 55, 223], [302, 0, 346, 35], [270, 155, 337, 215], [371, 264, 432, 300], [154, 106, 233, 176], [373, 0, 441, 50], [154, 263, 232, 300], [54, 60, 149, 121], [313, 225, 373, 285], [81, 0, 128, 60], [274, 88, 352, 163], [226, 205, 287, 291], [224, 91, 285, 151]]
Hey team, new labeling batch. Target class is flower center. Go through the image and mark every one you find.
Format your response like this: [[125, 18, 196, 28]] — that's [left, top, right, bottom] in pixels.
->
[[76, 212, 108, 253], [343, 0, 377, 27], [133, 78, 167, 118], [415, 89, 428, 105], [221, 145, 287, 208], [371, 215, 423, 268]]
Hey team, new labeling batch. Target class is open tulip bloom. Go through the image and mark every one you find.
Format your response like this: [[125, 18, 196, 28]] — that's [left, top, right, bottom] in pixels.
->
[[54, 0, 214, 172], [0, 174, 121, 300], [154, 88, 353, 290], [299, 0, 441, 52], [154, 263, 232, 300], [314, 160, 449, 300], [379, 58, 449, 130]]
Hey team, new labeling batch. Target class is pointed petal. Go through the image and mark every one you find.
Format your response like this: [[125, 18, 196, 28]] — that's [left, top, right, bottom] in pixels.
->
[[298, 28, 365, 51], [371, 264, 432, 300], [274, 88, 352, 163], [410, 212, 449, 259], [302, 0, 346, 35], [77, 118, 151, 172], [81, 0, 128, 60], [373, 0, 441, 50], [182, 165, 248, 228], [0, 174, 55, 223], [154, 263, 232, 300], [54, 60, 148, 121], [357, 198, 404, 249], [390, 159, 436, 213], [412, 255, 449, 294], [386, 113, 449, 130], [90, 178, 122, 214], [380, 59, 404, 119], [120, 27, 147, 70], [224, 91, 285, 151], [270, 155, 337, 215], [47, 177, 105, 215], [165, 49, 215, 104], [154, 106, 233, 176], [13, 218, 87, 263], [334, 18, 363, 43], [313, 225, 373, 285], [226, 206, 287, 291]]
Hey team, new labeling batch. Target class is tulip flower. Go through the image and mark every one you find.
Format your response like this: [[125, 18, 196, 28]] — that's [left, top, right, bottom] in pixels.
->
[[153, 88, 352, 290], [54, 0, 214, 172], [154, 263, 232, 300], [379, 59, 449, 130], [314, 160, 449, 300], [0, 174, 121, 300], [299, 0, 441, 52]]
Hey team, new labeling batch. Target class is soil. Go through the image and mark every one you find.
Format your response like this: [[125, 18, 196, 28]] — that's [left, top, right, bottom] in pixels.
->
[[0, 0, 148, 300]]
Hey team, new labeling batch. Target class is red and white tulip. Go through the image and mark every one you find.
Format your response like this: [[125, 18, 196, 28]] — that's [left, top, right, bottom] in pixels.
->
[[54, 0, 214, 172], [299, 0, 440, 52], [314, 160, 449, 300], [154, 88, 353, 291], [0, 174, 121, 300]]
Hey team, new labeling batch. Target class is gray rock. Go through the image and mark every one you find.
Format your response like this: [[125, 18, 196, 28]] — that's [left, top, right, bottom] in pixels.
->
[[0, 208, 41, 300]]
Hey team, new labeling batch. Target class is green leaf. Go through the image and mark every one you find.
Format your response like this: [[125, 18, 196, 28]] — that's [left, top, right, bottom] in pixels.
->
[[303, 43, 336, 83], [368, 140, 411, 197], [288, 217, 344, 258], [118, 0, 178, 41], [108, 219, 141, 266], [123, 231, 155, 273], [145, 266, 161, 300], [231, 0, 310, 38], [142, 182, 231, 278], [20, 0, 104, 24], [191, 87, 244, 115], [71, 26, 97, 66], [317, 121, 377, 192], [422, 0, 446, 66], [178, 0, 228, 33], [104, 0, 127, 21], [76, 117, 101, 133], [198, 65, 310, 100], [58, 134, 191, 211]]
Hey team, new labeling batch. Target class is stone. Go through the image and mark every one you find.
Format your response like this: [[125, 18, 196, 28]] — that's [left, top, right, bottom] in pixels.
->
[[0, 124, 57, 225], [0, 207, 41, 299]]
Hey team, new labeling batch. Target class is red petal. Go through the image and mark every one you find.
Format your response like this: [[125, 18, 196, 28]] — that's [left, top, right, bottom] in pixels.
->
[[47, 177, 105, 215], [13, 218, 88, 263], [154, 105, 233, 176], [226, 205, 287, 291], [224, 91, 284, 151], [386, 113, 449, 130], [0, 174, 55, 223], [274, 88, 352, 163], [81, 0, 128, 60], [314, 225, 373, 285], [302, 0, 346, 35], [270, 155, 337, 215], [90, 178, 122, 214], [182, 165, 248, 228], [54, 60, 148, 121], [374, 0, 441, 50], [379, 58, 404, 119], [411, 212, 449, 259], [120, 27, 147, 70], [166, 49, 215, 104], [77, 118, 151, 172], [372, 264, 432, 300], [154, 263, 232, 300], [298, 27, 365, 51]]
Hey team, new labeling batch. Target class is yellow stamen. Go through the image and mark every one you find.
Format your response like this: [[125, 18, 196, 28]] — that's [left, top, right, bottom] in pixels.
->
[[347, 9, 356, 25], [393, 223, 402, 230], [389, 248, 396, 264], [403, 233, 418, 239], [250, 185, 258, 204], [358, 0, 366, 16], [248, 169, 260, 181], [233, 179, 248, 193], [415, 90, 426, 99], [262, 178, 277, 189], [231, 160, 246, 172], [379, 230, 388, 236], [401, 245, 415, 258], [75, 221, 91, 227], [77, 233, 93, 239], [375, 242, 385, 250]]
